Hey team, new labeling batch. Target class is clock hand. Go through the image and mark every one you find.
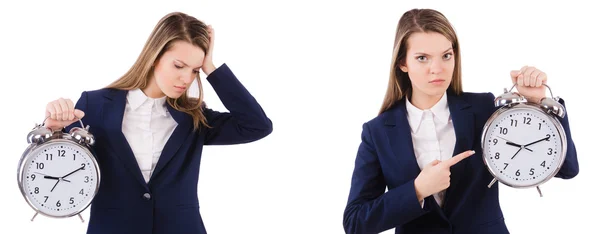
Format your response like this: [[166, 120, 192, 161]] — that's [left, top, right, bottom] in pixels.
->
[[511, 147, 523, 160], [496, 136, 533, 152], [50, 180, 59, 192], [61, 165, 85, 179], [42, 175, 71, 182], [36, 171, 73, 182], [524, 135, 551, 147]]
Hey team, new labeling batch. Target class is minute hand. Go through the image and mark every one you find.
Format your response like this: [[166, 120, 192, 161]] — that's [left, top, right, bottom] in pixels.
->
[[61, 165, 85, 179], [524, 136, 551, 147]]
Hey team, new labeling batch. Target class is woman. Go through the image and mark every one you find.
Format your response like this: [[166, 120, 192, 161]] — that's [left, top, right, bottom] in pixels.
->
[[342, 8, 578, 234], [44, 12, 272, 234]]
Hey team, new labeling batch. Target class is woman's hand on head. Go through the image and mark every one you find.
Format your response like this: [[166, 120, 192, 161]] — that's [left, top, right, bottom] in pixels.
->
[[202, 25, 216, 76]]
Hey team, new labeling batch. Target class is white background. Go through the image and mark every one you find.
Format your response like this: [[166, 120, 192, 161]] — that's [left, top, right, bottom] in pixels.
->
[[0, 0, 597, 233]]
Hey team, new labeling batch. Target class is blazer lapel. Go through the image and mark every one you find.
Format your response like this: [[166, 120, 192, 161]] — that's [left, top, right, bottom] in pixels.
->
[[384, 100, 422, 182], [148, 102, 192, 182], [384, 100, 449, 221], [442, 91, 474, 215], [102, 89, 148, 187]]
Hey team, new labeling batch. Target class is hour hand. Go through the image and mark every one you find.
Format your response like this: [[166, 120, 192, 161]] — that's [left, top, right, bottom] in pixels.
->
[[43, 175, 71, 182], [497, 136, 533, 152], [43, 175, 60, 180]]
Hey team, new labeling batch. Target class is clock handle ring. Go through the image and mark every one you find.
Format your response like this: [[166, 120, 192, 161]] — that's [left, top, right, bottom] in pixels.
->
[[40, 116, 86, 130], [509, 83, 556, 100]]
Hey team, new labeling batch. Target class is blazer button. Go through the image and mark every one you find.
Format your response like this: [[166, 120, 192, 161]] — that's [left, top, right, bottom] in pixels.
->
[[143, 193, 151, 200]]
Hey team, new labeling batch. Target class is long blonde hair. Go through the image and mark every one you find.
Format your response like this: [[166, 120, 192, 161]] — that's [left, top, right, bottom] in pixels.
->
[[379, 8, 463, 115], [106, 12, 210, 131]]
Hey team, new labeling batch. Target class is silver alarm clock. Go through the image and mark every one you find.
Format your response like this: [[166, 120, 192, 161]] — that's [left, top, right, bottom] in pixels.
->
[[481, 84, 567, 197], [17, 118, 100, 222]]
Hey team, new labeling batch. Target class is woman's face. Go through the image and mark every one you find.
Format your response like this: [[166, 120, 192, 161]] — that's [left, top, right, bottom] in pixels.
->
[[400, 31, 455, 100], [147, 40, 205, 98]]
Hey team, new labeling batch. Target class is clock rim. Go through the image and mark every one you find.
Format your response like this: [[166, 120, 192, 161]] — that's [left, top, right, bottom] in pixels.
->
[[17, 139, 101, 218], [480, 103, 568, 189]]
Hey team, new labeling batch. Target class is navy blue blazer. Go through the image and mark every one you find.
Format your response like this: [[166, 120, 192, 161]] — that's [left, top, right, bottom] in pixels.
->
[[343, 91, 578, 234], [65, 64, 272, 234]]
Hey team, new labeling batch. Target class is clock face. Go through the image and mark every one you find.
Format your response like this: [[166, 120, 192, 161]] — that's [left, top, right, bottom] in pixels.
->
[[19, 140, 99, 217], [482, 105, 566, 188]]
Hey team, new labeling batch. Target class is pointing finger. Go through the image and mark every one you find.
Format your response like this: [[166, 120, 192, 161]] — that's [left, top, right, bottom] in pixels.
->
[[442, 150, 475, 167]]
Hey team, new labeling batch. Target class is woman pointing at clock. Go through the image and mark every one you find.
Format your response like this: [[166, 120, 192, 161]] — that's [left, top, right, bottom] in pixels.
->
[[41, 12, 272, 234], [342, 8, 579, 234]]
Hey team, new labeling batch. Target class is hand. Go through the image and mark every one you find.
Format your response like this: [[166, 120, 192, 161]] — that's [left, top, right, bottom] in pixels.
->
[[509, 135, 550, 160], [524, 135, 551, 147], [497, 136, 533, 152], [34, 172, 71, 182], [50, 180, 59, 192], [43, 175, 71, 183], [510, 66, 547, 103], [414, 150, 475, 202], [45, 98, 85, 131], [61, 164, 85, 179], [201, 25, 216, 76]]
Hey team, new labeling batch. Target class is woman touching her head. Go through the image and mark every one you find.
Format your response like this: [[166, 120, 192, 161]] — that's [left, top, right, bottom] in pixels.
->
[[43, 12, 272, 234]]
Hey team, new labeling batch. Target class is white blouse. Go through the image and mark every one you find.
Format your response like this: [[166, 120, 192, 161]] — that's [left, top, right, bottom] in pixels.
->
[[406, 92, 456, 207], [122, 88, 178, 183]]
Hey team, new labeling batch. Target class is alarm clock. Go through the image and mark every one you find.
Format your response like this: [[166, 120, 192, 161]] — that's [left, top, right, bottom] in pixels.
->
[[17, 117, 100, 222], [481, 84, 567, 197]]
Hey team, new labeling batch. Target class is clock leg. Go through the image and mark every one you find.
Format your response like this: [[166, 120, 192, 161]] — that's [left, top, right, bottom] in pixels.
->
[[487, 178, 498, 188], [30, 212, 38, 221], [537, 186, 543, 197], [78, 213, 85, 223]]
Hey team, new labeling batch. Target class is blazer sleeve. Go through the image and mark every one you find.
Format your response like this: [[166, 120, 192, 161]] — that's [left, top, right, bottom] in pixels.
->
[[202, 63, 273, 145], [343, 122, 429, 234], [553, 98, 579, 179]]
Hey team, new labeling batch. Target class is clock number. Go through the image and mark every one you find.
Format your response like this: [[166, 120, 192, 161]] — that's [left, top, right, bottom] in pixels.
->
[[56, 200, 61, 207], [539, 123, 542, 130], [58, 149, 66, 157], [503, 163, 509, 170], [36, 162, 44, 170], [79, 189, 84, 195], [30, 174, 36, 181], [69, 197, 75, 204], [46, 154, 52, 161], [541, 161, 546, 167], [515, 170, 520, 176], [529, 168, 535, 175], [84, 176, 89, 183], [499, 127, 508, 135], [523, 117, 531, 125], [545, 134, 551, 141], [511, 119, 518, 127], [73, 154, 76, 161], [81, 163, 86, 170], [493, 139, 498, 145], [547, 148, 553, 155], [44, 196, 49, 203], [495, 152, 500, 159], [34, 187, 39, 194]]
